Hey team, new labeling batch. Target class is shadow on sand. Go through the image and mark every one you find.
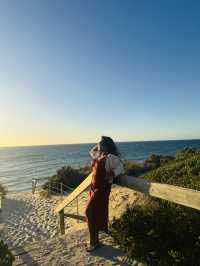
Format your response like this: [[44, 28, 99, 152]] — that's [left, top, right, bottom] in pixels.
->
[[90, 241, 133, 265]]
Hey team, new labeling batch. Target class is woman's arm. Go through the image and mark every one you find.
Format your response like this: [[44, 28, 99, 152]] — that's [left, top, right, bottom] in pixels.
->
[[89, 144, 100, 159]]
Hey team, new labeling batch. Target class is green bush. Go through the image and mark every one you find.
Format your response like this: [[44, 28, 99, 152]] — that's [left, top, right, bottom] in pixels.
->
[[44, 152, 176, 194], [124, 160, 145, 176], [111, 198, 200, 265], [110, 148, 200, 265], [124, 154, 174, 177], [143, 152, 200, 190], [144, 154, 161, 169], [0, 240, 14, 266], [175, 147, 198, 161], [43, 165, 91, 193]]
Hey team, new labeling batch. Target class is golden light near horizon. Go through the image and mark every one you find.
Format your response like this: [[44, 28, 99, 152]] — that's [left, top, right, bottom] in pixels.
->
[[0, 0, 200, 148], [0, 130, 92, 147]]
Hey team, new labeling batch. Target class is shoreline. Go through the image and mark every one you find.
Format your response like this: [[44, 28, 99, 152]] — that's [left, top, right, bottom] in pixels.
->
[[1, 138, 200, 149]]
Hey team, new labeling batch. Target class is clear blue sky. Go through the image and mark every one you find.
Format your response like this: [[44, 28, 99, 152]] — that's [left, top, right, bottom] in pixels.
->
[[0, 1, 200, 146]]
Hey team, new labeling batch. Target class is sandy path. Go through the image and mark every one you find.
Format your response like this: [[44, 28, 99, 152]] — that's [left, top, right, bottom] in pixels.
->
[[12, 229, 141, 266], [0, 192, 62, 247], [0, 186, 142, 265]]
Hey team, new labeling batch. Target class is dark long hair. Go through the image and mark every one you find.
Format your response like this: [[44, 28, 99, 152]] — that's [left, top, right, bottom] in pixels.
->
[[100, 136, 120, 157]]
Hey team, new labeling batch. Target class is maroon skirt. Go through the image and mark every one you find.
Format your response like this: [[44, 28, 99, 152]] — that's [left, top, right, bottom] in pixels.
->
[[85, 156, 111, 230]]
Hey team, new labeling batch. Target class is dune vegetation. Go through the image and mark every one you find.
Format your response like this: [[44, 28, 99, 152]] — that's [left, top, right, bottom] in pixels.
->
[[42, 165, 91, 193], [43, 152, 170, 192], [0, 240, 14, 266], [110, 148, 200, 265]]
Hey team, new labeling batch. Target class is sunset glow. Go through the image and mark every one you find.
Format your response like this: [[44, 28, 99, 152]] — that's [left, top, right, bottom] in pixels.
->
[[0, 1, 200, 147]]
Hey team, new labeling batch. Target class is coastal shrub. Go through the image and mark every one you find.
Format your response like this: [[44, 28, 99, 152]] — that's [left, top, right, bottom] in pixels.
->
[[144, 154, 175, 169], [175, 147, 198, 161], [124, 161, 145, 176], [43, 165, 91, 193], [124, 154, 174, 177], [0, 240, 14, 266], [110, 148, 200, 265], [44, 153, 176, 194], [143, 151, 200, 190], [110, 198, 200, 265], [144, 154, 161, 169]]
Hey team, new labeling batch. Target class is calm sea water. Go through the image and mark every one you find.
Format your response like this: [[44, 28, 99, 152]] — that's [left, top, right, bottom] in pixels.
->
[[1, 139, 200, 192]]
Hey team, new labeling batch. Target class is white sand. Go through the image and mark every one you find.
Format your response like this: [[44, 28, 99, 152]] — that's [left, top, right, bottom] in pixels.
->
[[12, 229, 141, 266], [0, 185, 144, 265], [0, 192, 61, 247]]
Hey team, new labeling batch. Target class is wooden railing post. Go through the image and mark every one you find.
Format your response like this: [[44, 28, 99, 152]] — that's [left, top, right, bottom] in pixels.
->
[[59, 209, 65, 235], [76, 196, 79, 223], [32, 179, 38, 194]]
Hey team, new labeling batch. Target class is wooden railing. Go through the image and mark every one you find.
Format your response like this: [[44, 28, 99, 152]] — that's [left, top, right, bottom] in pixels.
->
[[32, 179, 73, 195], [55, 174, 200, 235], [115, 175, 200, 210], [0, 179, 74, 212], [55, 173, 93, 213], [55, 173, 93, 234]]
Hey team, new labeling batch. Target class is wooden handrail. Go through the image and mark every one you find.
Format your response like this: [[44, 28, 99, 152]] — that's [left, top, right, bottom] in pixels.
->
[[52, 182, 74, 191], [115, 175, 200, 211], [55, 173, 93, 213], [55, 173, 200, 234]]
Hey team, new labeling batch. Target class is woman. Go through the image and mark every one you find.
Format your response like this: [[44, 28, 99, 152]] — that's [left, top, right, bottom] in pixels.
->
[[85, 136, 124, 252]]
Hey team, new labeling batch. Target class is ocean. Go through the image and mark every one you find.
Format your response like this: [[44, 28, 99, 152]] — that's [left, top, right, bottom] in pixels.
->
[[1, 139, 200, 192]]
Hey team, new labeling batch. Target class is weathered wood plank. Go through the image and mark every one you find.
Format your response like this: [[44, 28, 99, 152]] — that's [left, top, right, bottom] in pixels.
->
[[115, 175, 200, 211], [55, 173, 92, 213]]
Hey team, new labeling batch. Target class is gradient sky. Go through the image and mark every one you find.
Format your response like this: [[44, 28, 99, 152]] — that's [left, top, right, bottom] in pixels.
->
[[0, 1, 200, 146]]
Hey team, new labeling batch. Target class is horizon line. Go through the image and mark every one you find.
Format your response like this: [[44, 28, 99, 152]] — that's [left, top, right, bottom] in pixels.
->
[[0, 138, 200, 149]]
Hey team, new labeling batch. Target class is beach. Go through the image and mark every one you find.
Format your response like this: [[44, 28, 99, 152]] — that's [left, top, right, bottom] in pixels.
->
[[0, 185, 143, 265]]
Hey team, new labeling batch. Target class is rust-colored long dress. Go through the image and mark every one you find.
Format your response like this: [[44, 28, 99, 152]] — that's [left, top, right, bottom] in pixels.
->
[[85, 155, 112, 231]]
